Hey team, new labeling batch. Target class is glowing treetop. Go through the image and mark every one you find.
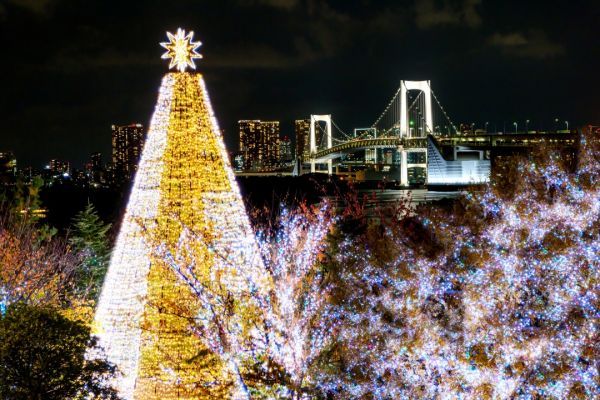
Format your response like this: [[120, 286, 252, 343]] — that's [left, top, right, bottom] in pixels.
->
[[160, 28, 203, 72]]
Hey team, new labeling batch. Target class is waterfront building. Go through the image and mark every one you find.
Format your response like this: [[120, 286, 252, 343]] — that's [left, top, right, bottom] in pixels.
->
[[111, 123, 145, 184], [239, 119, 280, 171], [294, 119, 310, 161], [279, 135, 293, 164]]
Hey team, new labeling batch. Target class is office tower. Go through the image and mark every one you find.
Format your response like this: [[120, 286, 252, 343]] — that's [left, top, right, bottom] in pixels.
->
[[238, 120, 260, 170], [111, 123, 145, 184], [86, 152, 105, 187], [279, 135, 292, 164], [238, 120, 280, 171], [261, 121, 280, 168], [294, 119, 310, 161]]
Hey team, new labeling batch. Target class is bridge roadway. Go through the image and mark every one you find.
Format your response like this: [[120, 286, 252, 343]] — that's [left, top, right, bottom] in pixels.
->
[[433, 131, 577, 149], [312, 137, 427, 162], [311, 131, 577, 163]]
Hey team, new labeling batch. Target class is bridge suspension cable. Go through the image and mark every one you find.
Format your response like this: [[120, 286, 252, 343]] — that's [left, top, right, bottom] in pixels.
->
[[370, 81, 460, 136], [371, 82, 431, 134], [310, 117, 354, 153], [371, 85, 402, 129], [331, 119, 354, 141], [427, 81, 458, 134]]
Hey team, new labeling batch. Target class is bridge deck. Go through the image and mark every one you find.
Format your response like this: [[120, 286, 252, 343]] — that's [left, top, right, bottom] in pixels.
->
[[311, 132, 577, 163], [312, 137, 427, 162]]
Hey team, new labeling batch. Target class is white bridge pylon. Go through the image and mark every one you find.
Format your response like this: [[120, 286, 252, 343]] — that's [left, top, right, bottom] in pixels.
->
[[400, 80, 433, 137], [306, 80, 434, 184], [398, 80, 432, 185], [309, 114, 332, 174]]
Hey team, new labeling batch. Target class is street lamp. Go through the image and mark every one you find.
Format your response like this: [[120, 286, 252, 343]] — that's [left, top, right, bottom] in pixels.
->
[[513, 121, 518, 133], [565, 120, 569, 131], [525, 119, 530, 133], [485, 121, 489, 133], [554, 118, 559, 130]]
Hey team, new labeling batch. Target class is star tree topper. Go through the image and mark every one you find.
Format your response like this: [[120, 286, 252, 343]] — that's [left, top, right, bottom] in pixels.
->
[[160, 28, 203, 72]]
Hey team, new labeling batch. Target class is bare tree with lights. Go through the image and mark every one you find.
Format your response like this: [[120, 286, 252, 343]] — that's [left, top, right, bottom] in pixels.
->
[[0, 202, 80, 309], [148, 202, 337, 399]]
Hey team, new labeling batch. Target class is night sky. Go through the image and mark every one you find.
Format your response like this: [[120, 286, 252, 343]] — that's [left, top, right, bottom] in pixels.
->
[[1, 0, 598, 167]]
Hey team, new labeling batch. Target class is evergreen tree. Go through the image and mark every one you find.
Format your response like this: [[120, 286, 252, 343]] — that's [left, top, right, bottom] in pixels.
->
[[69, 203, 111, 299]]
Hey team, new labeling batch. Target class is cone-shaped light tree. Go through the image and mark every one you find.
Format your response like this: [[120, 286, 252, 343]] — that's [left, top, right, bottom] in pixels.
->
[[93, 29, 268, 399]]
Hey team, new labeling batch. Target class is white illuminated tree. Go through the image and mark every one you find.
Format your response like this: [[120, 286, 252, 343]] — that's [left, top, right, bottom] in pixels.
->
[[315, 129, 599, 399], [153, 202, 336, 399]]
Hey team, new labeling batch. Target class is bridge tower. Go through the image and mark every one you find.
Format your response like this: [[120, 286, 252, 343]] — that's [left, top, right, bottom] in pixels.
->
[[400, 80, 433, 137], [398, 81, 432, 185], [309, 114, 332, 174]]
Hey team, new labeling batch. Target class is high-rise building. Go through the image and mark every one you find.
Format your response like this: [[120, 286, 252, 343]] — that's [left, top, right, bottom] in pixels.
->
[[294, 119, 310, 161], [279, 135, 292, 164], [43, 159, 72, 186], [238, 120, 260, 170], [85, 152, 106, 187], [111, 123, 145, 184], [239, 120, 280, 171], [261, 121, 280, 168]]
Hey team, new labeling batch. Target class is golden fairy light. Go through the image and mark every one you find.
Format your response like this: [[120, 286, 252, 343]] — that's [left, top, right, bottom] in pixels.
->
[[92, 30, 264, 399], [160, 28, 203, 72]]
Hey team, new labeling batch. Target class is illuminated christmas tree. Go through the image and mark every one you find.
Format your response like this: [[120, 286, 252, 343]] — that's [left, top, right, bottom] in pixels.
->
[[93, 29, 267, 399]]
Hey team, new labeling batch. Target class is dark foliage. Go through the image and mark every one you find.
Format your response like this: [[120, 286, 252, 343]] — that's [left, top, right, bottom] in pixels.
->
[[0, 303, 120, 400]]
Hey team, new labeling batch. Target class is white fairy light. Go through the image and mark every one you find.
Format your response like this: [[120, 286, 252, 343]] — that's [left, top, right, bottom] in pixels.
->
[[92, 74, 175, 399]]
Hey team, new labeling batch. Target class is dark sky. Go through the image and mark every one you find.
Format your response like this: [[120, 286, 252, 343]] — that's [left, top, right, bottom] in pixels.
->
[[1, 0, 598, 167]]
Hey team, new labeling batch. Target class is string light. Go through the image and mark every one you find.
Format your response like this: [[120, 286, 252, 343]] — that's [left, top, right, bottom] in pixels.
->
[[91, 28, 599, 399], [315, 133, 599, 399], [93, 30, 263, 399], [92, 74, 174, 399], [160, 28, 203, 72]]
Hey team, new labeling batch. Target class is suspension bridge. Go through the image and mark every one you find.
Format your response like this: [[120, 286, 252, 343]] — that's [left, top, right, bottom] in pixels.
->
[[303, 80, 461, 185], [296, 79, 576, 185]]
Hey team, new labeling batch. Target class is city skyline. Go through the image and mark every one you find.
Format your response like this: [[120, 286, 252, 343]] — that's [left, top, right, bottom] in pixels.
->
[[0, 114, 582, 171], [0, 13, 598, 399], [0, 0, 598, 167]]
